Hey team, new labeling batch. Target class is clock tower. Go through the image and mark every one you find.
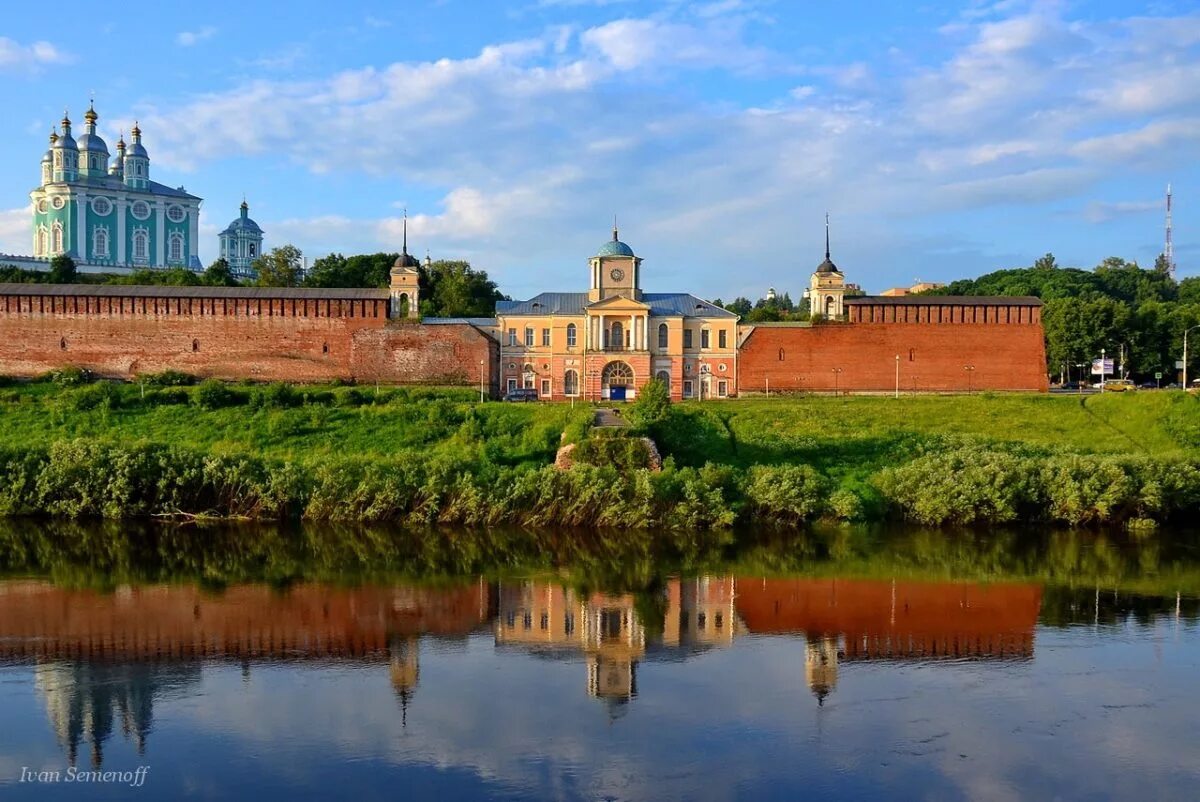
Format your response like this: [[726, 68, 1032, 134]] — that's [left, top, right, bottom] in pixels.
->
[[588, 224, 642, 302]]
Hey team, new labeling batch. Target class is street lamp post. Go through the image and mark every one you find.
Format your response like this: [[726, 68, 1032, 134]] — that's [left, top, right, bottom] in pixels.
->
[[894, 354, 900, 399], [1100, 348, 1106, 392], [479, 358, 486, 403], [964, 364, 975, 393], [1075, 363, 1087, 395], [1185, 326, 1200, 390], [832, 367, 843, 396]]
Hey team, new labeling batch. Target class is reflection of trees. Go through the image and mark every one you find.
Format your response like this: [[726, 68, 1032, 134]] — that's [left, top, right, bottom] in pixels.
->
[[35, 662, 201, 768]]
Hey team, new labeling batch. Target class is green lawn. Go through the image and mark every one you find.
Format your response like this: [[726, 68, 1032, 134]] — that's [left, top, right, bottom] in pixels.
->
[[653, 392, 1200, 477]]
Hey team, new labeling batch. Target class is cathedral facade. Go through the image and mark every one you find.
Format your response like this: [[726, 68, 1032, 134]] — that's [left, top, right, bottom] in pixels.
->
[[29, 103, 202, 271]]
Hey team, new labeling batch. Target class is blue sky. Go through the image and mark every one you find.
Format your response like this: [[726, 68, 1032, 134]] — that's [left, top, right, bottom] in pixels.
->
[[1, 0, 1197, 300]]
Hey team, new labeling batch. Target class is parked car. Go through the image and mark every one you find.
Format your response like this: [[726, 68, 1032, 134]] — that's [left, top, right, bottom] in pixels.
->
[[1059, 381, 1083, 390], [503, 388, 539, 402], [1138, 381, 1158, 390], [1102, 379, 1136, 392]]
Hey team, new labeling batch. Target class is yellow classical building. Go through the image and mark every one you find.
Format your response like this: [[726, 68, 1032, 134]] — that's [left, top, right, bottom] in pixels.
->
[[494, 226, 738, 401]]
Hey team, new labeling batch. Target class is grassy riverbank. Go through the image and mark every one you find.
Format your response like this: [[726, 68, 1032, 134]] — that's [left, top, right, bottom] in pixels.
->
[[0, 378, 1197, 527]]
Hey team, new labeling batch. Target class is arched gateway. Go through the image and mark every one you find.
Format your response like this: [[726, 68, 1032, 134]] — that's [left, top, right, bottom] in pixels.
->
[[602, 361, 634, 401]]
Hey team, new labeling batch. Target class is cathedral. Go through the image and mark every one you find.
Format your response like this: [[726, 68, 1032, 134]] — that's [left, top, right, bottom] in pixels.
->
[[29, 102, 202, 270], [218, 200, 265, 278]]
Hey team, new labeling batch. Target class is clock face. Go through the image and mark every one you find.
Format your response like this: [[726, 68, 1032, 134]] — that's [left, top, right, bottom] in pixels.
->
[[610, 268, 625, 282]]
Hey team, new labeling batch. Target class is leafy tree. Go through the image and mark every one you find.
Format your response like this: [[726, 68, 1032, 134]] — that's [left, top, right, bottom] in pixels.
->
[[1154, 253, 1172, 276], [107, 268, 202, 286], [1034, 252, 1058, 271], [629, 378, 670, 430], [47, 254, 77, 283], [253, 245, 303, 288], [304, 252, 397, 289], [420, 260, 506, 317], [203, 258, 238, 287]]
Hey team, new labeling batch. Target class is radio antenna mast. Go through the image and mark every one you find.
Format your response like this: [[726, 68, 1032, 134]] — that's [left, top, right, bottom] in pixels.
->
[[1166, 183, 1176, 279]]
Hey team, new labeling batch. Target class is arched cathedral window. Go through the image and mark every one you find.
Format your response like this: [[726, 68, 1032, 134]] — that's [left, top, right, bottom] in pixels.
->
[[133, 231, 148, 260], [51, 222, 63, 254], [93, 228, 108, 258], [169, 234, 183, 263]]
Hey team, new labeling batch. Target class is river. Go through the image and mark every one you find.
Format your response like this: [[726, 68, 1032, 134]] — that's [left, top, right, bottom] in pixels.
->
[[0, 522, 1196, 800]]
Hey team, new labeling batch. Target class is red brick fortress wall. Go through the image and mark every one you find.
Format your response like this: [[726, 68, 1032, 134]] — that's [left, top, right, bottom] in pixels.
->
[[738, 298, 1048, 393], [0, 285, 497, 388]]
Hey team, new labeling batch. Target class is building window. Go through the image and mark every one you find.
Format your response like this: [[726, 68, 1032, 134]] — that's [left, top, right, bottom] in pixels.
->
[[658, 323, 668, 349], [51, 222, 63, 254], [507, 378, 518, 392], [166, 205, 185, 223], [507, 328, 517, 346], [130, 201, 150, 220], [701, 328, 711, 349], [249, 243, 256, 257], [36, 226, 47, 256], [169, 233, 183, 263], [909, 348, 915, 362], [525, 327, 534, 347], [566, 323, 577, 348], [564, 369, 579, 396], [192, 339, 199, 352], [684, 329, 693, 349], [540, 378, 550, 397], [91, 197, 111, 216], [133, 230, 148, 260], [542, 328, 550, 347], [564, 612, 575, 636], [60, 338, 67, 351], [93, 228, 108, 258], [683, 380, 694, 398], [718, 380, 729, 397], [655, 370, 670, 394], [719, 329, 727, 349], [778, 348, 785, 361], [523, 364, 535, 390]]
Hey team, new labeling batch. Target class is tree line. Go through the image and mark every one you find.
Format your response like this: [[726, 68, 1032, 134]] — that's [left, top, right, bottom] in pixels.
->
[[0, 247, 507, 319], [924, 254, 1200, 383]]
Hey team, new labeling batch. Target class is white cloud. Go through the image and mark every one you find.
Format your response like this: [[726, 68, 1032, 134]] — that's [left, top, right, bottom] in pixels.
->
[[0, 37, 71, 69], [105, 5, 1200, 294], [0, 205, 31, 255], [176, 27, 217, 47], [1082, 200, 1160, 224]]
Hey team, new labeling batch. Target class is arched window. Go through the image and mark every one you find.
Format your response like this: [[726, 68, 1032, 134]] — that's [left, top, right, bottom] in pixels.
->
[[601, 361, 634, 388], [610, 321, 624, 350], [563, 369, 579, 396], [658, 323, 668, 349], [655, 370, 670, 393], [249, 243, 256, 257], [192, 339, 199, 353], [397, 293, 410, 318], [51, 222, 63, 254], [566, 323, 577, 348], [133, 230, 148, 260], [169, 234, 183, 263], [825, 296, 835, 317], [35, 226, 47, 256], [93, 228, 108, 258], [909, 348, 915, 362], [778, 348, 785, 361]]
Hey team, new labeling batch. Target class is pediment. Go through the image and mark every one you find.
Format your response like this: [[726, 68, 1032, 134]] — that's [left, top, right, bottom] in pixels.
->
[[585, 295, 649, 312]]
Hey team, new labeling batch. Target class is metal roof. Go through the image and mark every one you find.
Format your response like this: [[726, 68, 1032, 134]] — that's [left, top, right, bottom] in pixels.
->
[[846, 295, 1042, 306], [421, 317, 497, 326], [0, 283, 388, 300], [497, 292, 737, 318]]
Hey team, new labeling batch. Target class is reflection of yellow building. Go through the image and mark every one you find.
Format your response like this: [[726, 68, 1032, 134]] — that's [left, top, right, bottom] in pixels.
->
[[495, 582, 646, 704], [804, 636, 843, 706], [389, 636, 419, 725], [663, 577, 741, 647]]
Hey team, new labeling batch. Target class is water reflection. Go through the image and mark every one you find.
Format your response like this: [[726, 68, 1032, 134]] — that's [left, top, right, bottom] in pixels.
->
[[4, 572, 1197, 771]]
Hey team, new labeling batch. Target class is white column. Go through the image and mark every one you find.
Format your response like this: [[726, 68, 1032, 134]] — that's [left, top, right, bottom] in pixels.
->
[[154, 200, 165, 266], [189, 203, 200, 266], [75, 191, 88, 261], [116, 199, 126, 264], [643, 316, 649, 351], [629, 315, 635, 350], [599, 314, 606, 350]]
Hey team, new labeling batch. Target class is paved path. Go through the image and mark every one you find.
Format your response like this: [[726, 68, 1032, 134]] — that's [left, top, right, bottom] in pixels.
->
[[593, 408, 628, 428]]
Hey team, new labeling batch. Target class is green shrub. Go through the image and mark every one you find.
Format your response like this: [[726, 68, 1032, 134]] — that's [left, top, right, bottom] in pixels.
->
[[42, 366, 92, 386], [194, 379, 235, 410], [1040, 455, 1139, 525], [68, 382, 120, 412], [573, 435, 652, 471], [628, 378, 670, 430], [251, 382, 299, 409], [139, 370, 197, 386], [874, 447, 1040, 525], [744, 464, 830, 524], [827, 488, 865, 521]]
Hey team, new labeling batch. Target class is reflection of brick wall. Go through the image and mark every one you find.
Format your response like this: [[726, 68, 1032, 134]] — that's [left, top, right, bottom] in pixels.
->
[[735, 578, 1042, 660], [739, 320, 1048, 393], [0, 287, 497, 387], [0, 581, 490, 661]]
